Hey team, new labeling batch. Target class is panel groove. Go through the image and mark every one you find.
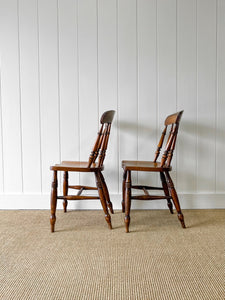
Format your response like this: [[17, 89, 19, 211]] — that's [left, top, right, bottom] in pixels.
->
[[56, 0, 61, 164], [136, 0, 139, 183], [117, 0, 120, 194], [76, 0, 81, 184], [17, 0, 24, 193], [56, 0, 62, 192], [0, 70, 4, 192], [156, 0, 158, 136], [156, 0, 159, 146], [175, 0, 178, 174], [215, 0, 218, 193], [36, 0, 43, 193], [196, 0, 199, 192], [96, 0, 99, 121], [216, 0, 225, 193]]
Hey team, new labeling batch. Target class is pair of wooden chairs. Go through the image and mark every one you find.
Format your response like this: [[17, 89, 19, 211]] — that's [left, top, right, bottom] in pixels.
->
[[50, 110, 186, 233]]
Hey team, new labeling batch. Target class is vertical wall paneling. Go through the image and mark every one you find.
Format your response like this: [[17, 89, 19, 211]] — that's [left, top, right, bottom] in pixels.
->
[[197, 0, 217, 192], [98, 0, 118, 193], [137, 0, 157, 188], [177, 0, 197, 193], [38, 0, 60, 193], [18, 0, 41, 193], [0, 0, 224, 209], [78, 0, 98, 189], [0, 66, 4, 192], [216, 0, 225, 192], [157, 0, 177, 185], [118, 0, 138, 189], [0, 0, 23, 193], [157, 0, 177, 122], [58, 0, 79, 191]]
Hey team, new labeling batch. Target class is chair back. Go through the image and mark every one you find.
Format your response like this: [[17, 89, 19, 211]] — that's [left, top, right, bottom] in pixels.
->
[[154, 111, 183, 167], [88, 110, 115, 168]]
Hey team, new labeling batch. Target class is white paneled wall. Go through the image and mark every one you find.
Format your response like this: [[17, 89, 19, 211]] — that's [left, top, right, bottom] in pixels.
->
[[0, 0, 224, 209]]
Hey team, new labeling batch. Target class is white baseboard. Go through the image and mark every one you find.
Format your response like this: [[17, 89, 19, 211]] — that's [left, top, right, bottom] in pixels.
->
[[0, 193, 224, 209]]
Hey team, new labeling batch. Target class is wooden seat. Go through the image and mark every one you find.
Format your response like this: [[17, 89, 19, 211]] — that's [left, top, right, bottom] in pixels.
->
[[51, 161, 102, 172], [122, 111, 186, 232], [122, 161, 172, 172], [50, 110, 115, 232]]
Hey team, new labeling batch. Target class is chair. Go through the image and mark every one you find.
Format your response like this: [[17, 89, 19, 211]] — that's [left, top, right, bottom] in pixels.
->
[[122, 110, 186, 232], [50, 110, 115, 232]]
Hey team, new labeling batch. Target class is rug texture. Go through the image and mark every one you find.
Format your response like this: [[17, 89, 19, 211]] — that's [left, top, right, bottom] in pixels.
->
[[0, 209, 224, 300]]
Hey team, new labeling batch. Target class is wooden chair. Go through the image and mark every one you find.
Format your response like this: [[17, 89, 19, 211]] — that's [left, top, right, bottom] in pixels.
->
[[50, 110, 115, 232], [122, 110, 186, 232]]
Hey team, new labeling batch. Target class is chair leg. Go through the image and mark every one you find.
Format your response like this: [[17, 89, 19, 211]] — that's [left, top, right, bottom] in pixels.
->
[[124, 170, 131, 233], [50, 171, 58, 232], [160, 172, 173, 214], [98, 171, 114, 214], [95, 172, 112, 229], [165, 171, 186, 228], [122, 170, 127, 213], [63, 171, 68, 212]]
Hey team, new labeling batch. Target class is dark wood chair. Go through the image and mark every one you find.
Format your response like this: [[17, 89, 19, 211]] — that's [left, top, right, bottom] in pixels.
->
[[50, 110, 115, 232], [122, 110, 186, 232]]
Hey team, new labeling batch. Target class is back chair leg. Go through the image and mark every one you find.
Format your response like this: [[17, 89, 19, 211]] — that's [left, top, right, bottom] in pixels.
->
[[63, 171, 68, 212], [124, 170, 131, 233], [99, 171, 114, 214], [50, 171, 58, 232], [122, 170, 127, 213], [165, 171, 186, 228], [95, 172, 112, 229], [160, 172, 173, 214]]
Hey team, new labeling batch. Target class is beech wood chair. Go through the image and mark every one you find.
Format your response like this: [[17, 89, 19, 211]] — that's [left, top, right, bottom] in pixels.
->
[[50, 110, 115, 232], [122, 110, 186, 233]]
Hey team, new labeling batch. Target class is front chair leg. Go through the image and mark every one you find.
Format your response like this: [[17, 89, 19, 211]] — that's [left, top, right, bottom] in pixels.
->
[[95, 172, 112, 229], [122, 170, 127, 213], [63, 171, 68, 212], [50, 171, 58, 232], [124, 170, 131, 233], [165, 171, 186, 228], [98, 171, 114, 214], [160, 172, 173, 214]]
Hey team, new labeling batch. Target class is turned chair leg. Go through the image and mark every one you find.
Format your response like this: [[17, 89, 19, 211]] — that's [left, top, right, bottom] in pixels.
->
[[50, 171, 58, 232], [63, 171, 68, 212], [95, 172, 112, 229], [122, 170, 127, 213], [160, 172, 173, 214], [165, 171, 186, 228], [124, 170, 131, 233], [98, 171, 114, 214]]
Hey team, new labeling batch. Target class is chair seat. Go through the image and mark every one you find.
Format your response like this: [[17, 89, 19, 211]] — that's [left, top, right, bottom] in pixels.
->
[[50, 161, 104, 172], [122, 160, 172, 172]]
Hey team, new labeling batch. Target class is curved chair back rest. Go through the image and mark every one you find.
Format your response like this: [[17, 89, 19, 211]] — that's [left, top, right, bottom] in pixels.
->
[[154, 110, 183, 167], [100, 110, 115, 124], [88, 110, 115, 168]]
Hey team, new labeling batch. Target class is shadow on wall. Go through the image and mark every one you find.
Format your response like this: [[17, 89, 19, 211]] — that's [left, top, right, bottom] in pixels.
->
[[178, 119, 224, 192], [118, 119, 224, 139], [118, 120, 155, 136], [180, 119, 224, 137]]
